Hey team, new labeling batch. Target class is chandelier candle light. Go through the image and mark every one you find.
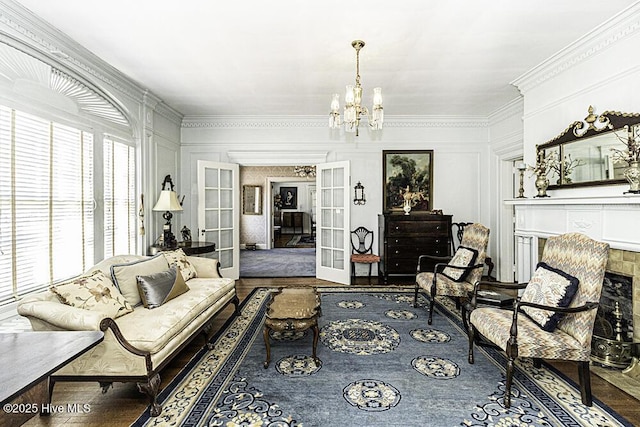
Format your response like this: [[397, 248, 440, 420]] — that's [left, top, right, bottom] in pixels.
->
[[329, 40, 383, 136]]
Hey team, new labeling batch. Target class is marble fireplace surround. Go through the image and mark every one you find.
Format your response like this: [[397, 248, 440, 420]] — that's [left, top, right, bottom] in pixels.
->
[[506, 195, 640, 398]]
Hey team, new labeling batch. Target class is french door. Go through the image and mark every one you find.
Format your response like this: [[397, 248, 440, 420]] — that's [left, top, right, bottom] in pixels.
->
[[197, 160, 240, 279], [315, 161, 351, 284]]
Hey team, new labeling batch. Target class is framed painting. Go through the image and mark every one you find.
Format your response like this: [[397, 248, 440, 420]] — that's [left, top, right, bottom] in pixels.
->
[[279, 187, 297, 209], [383, 150, 433, 212]]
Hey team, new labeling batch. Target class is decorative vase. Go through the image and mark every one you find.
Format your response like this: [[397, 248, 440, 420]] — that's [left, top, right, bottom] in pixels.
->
[[623, 161, 640, 194], [403, 200, 412, 215], [534, 174, 549, 198]]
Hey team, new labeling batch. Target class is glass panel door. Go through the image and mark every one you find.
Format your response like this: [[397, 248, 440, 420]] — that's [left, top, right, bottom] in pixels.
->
[[316, 161, 350, 284], [197, 160, 239, 279]]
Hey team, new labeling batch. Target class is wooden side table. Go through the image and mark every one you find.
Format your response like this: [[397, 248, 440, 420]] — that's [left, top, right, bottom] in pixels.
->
[[263, 287, 321, 368], [149, 241, 216, 256]]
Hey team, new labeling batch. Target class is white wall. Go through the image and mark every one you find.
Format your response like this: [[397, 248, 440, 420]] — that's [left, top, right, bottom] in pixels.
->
[[513, 3, 640, 199], [181, 117, 493, 265]]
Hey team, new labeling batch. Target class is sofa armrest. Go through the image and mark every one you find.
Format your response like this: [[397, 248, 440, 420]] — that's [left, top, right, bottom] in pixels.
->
[[17, 298, 108, 331], [188, 256, 223, 278]]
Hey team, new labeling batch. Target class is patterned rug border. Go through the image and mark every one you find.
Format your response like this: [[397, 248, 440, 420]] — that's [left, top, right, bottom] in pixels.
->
[[132, 286, 632, 426]]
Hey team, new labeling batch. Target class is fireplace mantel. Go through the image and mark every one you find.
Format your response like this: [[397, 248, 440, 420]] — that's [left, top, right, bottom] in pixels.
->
[[505, 195, 640, 282]]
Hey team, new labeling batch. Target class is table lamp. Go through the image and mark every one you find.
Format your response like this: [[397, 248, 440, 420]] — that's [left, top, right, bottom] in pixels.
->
[[153, 175, 183, 248]]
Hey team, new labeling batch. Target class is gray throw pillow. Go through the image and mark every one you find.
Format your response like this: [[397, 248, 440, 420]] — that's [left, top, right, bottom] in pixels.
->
[[136, 266, 189, 309]]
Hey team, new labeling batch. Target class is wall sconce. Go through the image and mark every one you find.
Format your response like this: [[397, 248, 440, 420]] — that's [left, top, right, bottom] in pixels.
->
[[153, 175, 183, 248], [516, 162, 527, 198], [353, 181, 366, 205]]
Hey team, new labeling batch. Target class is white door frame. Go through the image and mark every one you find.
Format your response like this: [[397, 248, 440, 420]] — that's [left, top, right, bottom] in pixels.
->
[[265, 176, 315, 249]]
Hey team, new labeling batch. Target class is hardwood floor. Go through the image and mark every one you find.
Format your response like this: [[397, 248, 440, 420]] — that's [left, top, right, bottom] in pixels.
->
[[20, 277, 640, 426]]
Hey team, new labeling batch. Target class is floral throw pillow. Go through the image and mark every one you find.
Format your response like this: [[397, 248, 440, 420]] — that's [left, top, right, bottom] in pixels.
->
[[162, 248, 198, 281], [51, 270, 133, 318], [521, 262, 579, 332], [441, 246, 478, 282]]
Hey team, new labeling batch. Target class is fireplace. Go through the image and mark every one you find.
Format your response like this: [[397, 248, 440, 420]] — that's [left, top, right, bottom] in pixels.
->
[[507, 195, 640, 397], [591, 271, 634, 368]]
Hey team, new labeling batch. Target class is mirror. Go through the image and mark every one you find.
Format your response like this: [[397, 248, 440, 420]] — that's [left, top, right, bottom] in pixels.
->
[[538, 107, 640, 189], [243, 185, 262, 215]]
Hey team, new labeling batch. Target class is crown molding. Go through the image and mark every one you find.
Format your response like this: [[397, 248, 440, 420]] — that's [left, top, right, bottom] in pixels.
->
[[511, 2, 640, 94], [181, 115, 488, 129], [227, 151, 328, 166], [0, 1, 154, 106]]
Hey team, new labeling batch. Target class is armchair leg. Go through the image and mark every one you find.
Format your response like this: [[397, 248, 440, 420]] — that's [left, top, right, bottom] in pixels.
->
[[467, 323, 475, 364], [578, 361, 593, 406], [351, 262, 355, 285], [505, 358, 515, 408], [533, 358, 542, 368], [413, 285, 419, 308], [428, 297, 434, 325]]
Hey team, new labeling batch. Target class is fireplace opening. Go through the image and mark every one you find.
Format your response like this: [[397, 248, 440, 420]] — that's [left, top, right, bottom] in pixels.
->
[[591, 271, 634, 368]]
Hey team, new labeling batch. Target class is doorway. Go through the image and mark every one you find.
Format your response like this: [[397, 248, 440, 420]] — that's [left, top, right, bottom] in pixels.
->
[[239, 176, 316, 278]]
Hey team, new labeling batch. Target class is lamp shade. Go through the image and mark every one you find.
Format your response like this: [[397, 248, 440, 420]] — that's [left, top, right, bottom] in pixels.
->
[[153, 190, 183, 212]]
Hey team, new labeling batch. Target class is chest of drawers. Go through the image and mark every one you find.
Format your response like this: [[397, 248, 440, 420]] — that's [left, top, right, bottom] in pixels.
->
[[378, 213, 452, 282]]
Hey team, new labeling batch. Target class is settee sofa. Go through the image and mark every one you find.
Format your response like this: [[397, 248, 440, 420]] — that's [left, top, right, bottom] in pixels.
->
[[17, 250, 239, 416]]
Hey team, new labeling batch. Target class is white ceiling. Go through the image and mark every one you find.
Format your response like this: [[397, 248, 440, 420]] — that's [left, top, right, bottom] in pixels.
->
[[12, 0, 639, 118]]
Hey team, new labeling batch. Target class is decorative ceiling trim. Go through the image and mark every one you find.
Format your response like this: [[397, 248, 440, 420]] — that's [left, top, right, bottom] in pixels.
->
[[182, 115, 488, 129], [227, 151, 328, 166], [511, 2, 640, 93], [0, 1, 182, 127]]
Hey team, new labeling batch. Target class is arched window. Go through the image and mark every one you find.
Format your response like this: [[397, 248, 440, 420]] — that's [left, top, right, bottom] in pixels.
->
[[0, 41, 137, 305]]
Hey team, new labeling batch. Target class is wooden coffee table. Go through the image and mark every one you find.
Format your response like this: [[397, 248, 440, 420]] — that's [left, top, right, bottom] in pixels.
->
[[1, 331, 104, 425], [263, 287, 321, 368]]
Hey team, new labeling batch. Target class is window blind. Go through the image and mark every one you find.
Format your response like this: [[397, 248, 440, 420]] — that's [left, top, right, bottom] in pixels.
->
[[103, 137, 136, 258], [0, 106, 94, 304]]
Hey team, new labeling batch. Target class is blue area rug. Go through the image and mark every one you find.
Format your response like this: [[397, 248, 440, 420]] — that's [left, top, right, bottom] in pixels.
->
[[133, 288, 631, 426]]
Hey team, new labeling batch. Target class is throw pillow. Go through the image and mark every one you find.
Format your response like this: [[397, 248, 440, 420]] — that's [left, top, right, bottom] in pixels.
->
[[520, 262, 580, 332], [51, 270, 133, 318], [162, 248, 198, 281], [441, 246, 478, 282], [110, 254, 170, 307], [136, 266, 190, 309]]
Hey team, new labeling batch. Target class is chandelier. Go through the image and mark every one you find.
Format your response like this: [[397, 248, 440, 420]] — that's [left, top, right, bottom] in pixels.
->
[[329, 40, 383, 137], [293, 165, 316, 178]]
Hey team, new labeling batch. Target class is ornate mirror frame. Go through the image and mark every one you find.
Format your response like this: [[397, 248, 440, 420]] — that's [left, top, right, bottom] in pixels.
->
[[537, 106, 640, 189]]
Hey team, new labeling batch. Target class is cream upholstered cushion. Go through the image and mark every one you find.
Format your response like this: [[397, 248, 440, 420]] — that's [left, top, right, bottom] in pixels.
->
[[470, 307, 590, 361], [137, 266, 190, 309], [416, 272, 474, 298], [110, 255, 169, 306], [442, 246, 478, 282], [521, 262, 579, 332], [161, 248, 198, 281], [50, 270, 133, 319], [114, 277, 236, 354]]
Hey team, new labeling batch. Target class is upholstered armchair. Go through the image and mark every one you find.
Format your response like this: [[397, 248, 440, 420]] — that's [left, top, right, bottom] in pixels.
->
[[413, 223, 490, 324], [467, 233, 609, 408]]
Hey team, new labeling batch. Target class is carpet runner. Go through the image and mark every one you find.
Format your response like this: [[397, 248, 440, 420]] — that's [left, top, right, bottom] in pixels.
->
[[133, 287, 631, 426], [240, 248, 315, 277]]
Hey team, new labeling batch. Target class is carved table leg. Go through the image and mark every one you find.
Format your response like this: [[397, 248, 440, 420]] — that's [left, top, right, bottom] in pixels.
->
[[312, 323, 320, 365], [137, 373, 161, 417]]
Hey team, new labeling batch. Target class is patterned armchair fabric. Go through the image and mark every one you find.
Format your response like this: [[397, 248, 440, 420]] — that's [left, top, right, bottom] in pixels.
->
[[468, 232, 610, 408], [414, 223, 490, 324]]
